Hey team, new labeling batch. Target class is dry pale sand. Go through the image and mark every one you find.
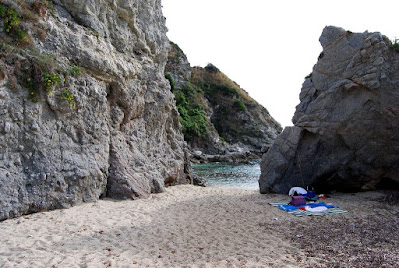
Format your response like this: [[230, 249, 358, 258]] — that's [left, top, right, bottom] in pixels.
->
[[0, 185, 398, 268]]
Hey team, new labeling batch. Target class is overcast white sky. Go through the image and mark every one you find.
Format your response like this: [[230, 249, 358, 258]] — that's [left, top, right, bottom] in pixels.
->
[[162, 0, 398, 127]]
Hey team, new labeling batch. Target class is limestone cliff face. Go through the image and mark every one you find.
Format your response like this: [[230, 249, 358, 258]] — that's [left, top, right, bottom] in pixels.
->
[[166, 44, 282, 161], [0, 0, 189, 220], [259, 26, 399, 194]]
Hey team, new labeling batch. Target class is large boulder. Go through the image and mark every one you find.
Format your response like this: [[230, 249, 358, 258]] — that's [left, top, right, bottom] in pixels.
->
[[259, 26, 399, 194], [0, 0, 189, 220]]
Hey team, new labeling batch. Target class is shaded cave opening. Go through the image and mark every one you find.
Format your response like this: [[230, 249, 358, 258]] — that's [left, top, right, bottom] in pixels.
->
[[375, 177, 399, 191]]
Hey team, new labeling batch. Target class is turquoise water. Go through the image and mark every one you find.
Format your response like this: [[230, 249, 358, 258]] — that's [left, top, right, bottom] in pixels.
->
[[192, 160, 261, 190]]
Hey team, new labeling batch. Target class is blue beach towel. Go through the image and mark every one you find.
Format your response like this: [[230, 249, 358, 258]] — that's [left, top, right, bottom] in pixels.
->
[[277, 202, 338, 212], [269, 201, 348, 216]]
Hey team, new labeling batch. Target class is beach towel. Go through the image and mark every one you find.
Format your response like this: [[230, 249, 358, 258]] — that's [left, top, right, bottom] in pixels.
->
[[269, 202, 348, 216], [278, 202, 337, 212], [303, 206, 328, 212]]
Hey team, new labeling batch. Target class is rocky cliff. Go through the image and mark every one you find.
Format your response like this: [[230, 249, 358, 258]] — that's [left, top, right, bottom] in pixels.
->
[[259, 26, 399, 194], [165, 44, 282, 162], [0, 0, 189, 220]]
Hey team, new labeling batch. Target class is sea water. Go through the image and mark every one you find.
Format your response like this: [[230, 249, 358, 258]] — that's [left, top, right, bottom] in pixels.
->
[[192, 160, 261, 190]]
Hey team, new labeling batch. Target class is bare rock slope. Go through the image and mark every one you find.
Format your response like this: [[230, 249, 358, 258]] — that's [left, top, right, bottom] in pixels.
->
[[259, 26, 399, 194], [0, 0, 189, 220]]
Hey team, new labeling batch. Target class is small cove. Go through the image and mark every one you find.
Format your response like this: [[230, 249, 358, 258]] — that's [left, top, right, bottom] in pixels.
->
[[192, 160, 261, 190]]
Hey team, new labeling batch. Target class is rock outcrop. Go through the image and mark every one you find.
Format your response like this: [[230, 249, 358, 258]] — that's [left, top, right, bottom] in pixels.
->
[[165, 42, 192, 90], [166, 44, 282, 162], [259, 26, 399, 194], [0, 0, 189, 220]]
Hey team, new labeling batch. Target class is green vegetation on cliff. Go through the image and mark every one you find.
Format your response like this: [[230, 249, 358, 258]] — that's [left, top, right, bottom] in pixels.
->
[[190, 65, 255, 141], [166, 64, 259, 143], [168, 76, 209, 141], [166, 43, 282, 153], [0, 3, 29, 44], [0, 1, 76, 107]]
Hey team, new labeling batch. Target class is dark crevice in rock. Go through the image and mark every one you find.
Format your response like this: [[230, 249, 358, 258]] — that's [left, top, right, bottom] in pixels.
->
[[346, 78, 374, 92], [376, 177, 399, 191], [55, 3, 91, 31], [106, 83, 114, 101]]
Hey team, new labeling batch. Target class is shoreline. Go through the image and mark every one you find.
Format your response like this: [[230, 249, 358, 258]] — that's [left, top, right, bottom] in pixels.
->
[[191, 160, 260, 190], [0, 185, 398, 267], [190, 151, 262, 164]]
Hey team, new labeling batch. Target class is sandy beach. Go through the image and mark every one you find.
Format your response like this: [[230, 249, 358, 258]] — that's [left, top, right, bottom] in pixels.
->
[[1, 185, 398, 268]]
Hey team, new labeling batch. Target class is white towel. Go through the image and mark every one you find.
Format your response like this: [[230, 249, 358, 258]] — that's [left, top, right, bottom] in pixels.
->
[[304, 206, 328, 212]]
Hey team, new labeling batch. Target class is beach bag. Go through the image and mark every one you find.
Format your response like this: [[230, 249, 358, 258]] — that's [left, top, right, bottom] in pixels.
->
[[305, 190, 317, 201], [289, 195, 306, 206], [307, 190, 316, 198]]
